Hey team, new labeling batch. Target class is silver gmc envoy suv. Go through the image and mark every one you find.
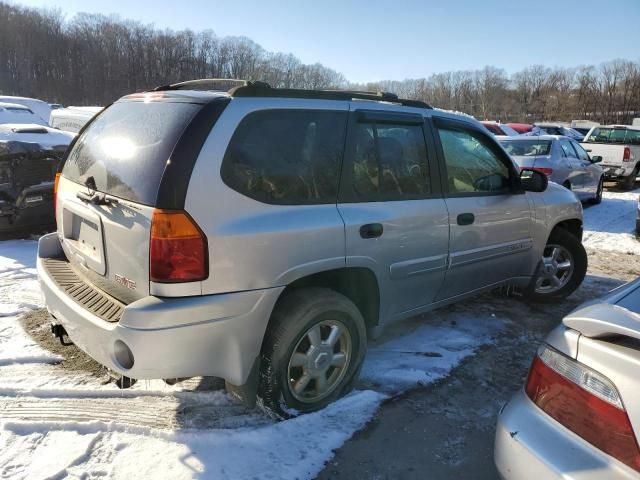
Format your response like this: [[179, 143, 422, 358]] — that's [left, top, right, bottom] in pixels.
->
[[37, 79, 587, 416]]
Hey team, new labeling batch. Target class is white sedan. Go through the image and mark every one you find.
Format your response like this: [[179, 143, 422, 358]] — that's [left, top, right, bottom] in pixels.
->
[[495, 279, 640, 479]]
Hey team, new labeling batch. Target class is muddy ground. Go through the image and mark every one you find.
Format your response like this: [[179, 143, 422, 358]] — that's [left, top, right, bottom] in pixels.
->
[[18, 247, 639, 479], [317, 248, 639, 479]]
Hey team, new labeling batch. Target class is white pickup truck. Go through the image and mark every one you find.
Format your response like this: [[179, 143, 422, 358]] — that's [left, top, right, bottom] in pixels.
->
[[581, 125, 640, 189]]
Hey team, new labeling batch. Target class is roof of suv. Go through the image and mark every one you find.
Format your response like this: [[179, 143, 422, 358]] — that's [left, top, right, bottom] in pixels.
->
[[125, 78, 434, 109]]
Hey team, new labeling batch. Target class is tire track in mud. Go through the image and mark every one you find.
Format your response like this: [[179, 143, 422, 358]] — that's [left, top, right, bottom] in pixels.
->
[[0, 394, 268, 430]]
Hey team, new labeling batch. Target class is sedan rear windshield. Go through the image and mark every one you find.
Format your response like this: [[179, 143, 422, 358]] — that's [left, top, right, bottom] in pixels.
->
[[500, 140, 551, 156], [63, 101, 201, 205], [585, 127, 640, 145]]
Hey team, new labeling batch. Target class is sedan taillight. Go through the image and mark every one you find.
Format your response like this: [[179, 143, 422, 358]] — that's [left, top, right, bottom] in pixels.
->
[[526, 345, 640, 472], [149, 209, 208, 283]]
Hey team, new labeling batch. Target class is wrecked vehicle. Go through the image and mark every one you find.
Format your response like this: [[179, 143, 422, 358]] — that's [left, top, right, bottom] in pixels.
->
[[0, 140, 68, 233]]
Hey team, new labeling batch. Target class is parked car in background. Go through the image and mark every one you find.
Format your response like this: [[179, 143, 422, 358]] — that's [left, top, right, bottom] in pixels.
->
[[0, 96, 52, 124], [0, 102, 47, 126], [0, 140, 69, 233], [636, 195, 640, 234], [481, 121, 520, 137], [37, 80, 587, 417], [529, 123, 585, 141], [571, 119, 599, 137], [495, 278, 640, 479], [507, 122, 533, 134], [50, 106, 103, 133], [581, 125, 640, 190], [0, 123, 74, 149], [500, 135, 604, 203]]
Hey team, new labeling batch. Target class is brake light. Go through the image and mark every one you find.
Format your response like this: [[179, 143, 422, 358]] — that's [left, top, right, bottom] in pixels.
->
[[522, 167, 553, 177], [53, 173, 61, 224], [526, 346, 640, 472], [623, 146, 631, 162], [149, 210, 208, 283]]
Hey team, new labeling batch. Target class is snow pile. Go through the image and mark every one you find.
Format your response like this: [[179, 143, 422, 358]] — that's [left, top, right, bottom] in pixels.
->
[[0, 240, 59, 366], [583, 188, 640, 255], [0, 238, 504, 479]]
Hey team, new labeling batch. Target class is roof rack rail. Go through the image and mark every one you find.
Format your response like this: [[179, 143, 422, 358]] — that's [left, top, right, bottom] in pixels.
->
[[228, 83, 432, 109], [153, 79, 270, 92], [152, 78, 432, 109]]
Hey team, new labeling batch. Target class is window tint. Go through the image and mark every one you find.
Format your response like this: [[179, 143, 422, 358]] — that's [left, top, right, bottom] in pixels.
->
[[559, 139, 576, 158], [63, 101, 201, 205], [438, 127, 511, 194], [351, 122, 430, 201], [221, 110, 346, 204], [571, 141, 589, 161]]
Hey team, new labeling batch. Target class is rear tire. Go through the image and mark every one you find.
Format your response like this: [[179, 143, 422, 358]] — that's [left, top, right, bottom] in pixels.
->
[[619, 167, 638, 190], [524, 228, 587, 303], [589, 176, 604, 205], [257, 288, 367, 419]]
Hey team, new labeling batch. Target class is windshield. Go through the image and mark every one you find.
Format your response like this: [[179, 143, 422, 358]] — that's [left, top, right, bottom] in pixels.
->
[[63, 101, 200, 205], [585, 127, 640, 144], [500, 139, 551, 156]]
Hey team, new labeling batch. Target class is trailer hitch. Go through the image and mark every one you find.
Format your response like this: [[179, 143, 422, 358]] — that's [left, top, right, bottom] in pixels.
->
[[51, 324, 73, 346]]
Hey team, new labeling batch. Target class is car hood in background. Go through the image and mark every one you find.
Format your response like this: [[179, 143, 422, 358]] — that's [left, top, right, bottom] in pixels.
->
[[564, 278, 640, 340]]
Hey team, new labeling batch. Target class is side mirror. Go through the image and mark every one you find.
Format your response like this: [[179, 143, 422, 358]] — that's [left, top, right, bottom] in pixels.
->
[[591, 155, 603, 163], [520, 169, 548, 193]]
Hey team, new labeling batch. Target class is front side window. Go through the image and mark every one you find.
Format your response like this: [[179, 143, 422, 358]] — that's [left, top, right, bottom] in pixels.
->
[[571, 141, 590, 161], [438, 126, 511, 194], [221, 110, 347, 204], [351, 122, 430, 201]]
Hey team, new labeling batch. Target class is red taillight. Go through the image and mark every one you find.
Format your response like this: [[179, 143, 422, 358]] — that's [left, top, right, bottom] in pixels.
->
[[522, 167, 553, 177], [623, 146, 631, 162], [526, 346, 640, 472], [149, 209, 208, 283], [53, 172, 61, 224]]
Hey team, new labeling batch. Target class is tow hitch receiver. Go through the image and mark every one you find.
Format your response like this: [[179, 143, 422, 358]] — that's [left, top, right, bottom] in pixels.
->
[[51, 324, 73, 346]]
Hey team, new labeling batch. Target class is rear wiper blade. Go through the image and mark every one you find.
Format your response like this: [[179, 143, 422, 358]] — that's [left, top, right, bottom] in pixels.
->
[[76, 190, 118, 206]]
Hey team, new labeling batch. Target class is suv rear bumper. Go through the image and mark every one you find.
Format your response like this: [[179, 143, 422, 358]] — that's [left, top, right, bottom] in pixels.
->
[[37, 233, 283, 385]]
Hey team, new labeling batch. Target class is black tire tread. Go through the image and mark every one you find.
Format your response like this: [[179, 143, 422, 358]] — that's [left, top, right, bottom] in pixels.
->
[[524, 228, 588, 303], [257, 287, 367, 419]]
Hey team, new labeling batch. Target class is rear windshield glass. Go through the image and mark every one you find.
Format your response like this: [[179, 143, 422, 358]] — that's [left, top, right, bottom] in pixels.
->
[[585, 127, 640, 145], [63, 101, 200, 204], [500, 140, 551, 156]]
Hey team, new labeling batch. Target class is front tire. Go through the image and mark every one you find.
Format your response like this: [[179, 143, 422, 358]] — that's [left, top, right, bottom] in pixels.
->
[[589, 176, 604, 204], [257, 288, 367, 418], [524, 228, 587, 302]]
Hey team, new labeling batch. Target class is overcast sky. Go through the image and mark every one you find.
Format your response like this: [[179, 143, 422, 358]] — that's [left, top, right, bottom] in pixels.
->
[[13, 0, 640, 83]]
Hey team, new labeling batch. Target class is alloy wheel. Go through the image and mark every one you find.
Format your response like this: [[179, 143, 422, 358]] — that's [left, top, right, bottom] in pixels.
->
[[287, 320, 352, 403], [534, 244, 574, 294]]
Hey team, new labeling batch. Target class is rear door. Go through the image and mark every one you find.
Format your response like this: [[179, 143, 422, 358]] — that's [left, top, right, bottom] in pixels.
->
[[338, 108, 449, 323], [58, 98, 204, 303], [559, 137, 585, 195], [431, 116, 534, 300]]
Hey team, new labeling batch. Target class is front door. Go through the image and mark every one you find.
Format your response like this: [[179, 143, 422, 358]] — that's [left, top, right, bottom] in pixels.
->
[[338, 108, 449, 323], [430, 117, 534, 300]]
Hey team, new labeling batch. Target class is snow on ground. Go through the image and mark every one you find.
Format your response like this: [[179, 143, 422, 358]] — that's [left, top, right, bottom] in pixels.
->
[[3, 186, 635, 479], [0, 240, 502, 479], [583, 187, 640, 255]]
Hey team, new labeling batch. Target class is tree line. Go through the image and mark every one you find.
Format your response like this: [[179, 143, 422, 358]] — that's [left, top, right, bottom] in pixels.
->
[[1, 1, 638, 124], [0, 2, 346, 105], [353, 62, 640, 124]]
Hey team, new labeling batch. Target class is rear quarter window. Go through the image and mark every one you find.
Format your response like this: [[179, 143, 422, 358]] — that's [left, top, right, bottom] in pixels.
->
[[221, 109, 347, 205], [63, 101, 201, 205]]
